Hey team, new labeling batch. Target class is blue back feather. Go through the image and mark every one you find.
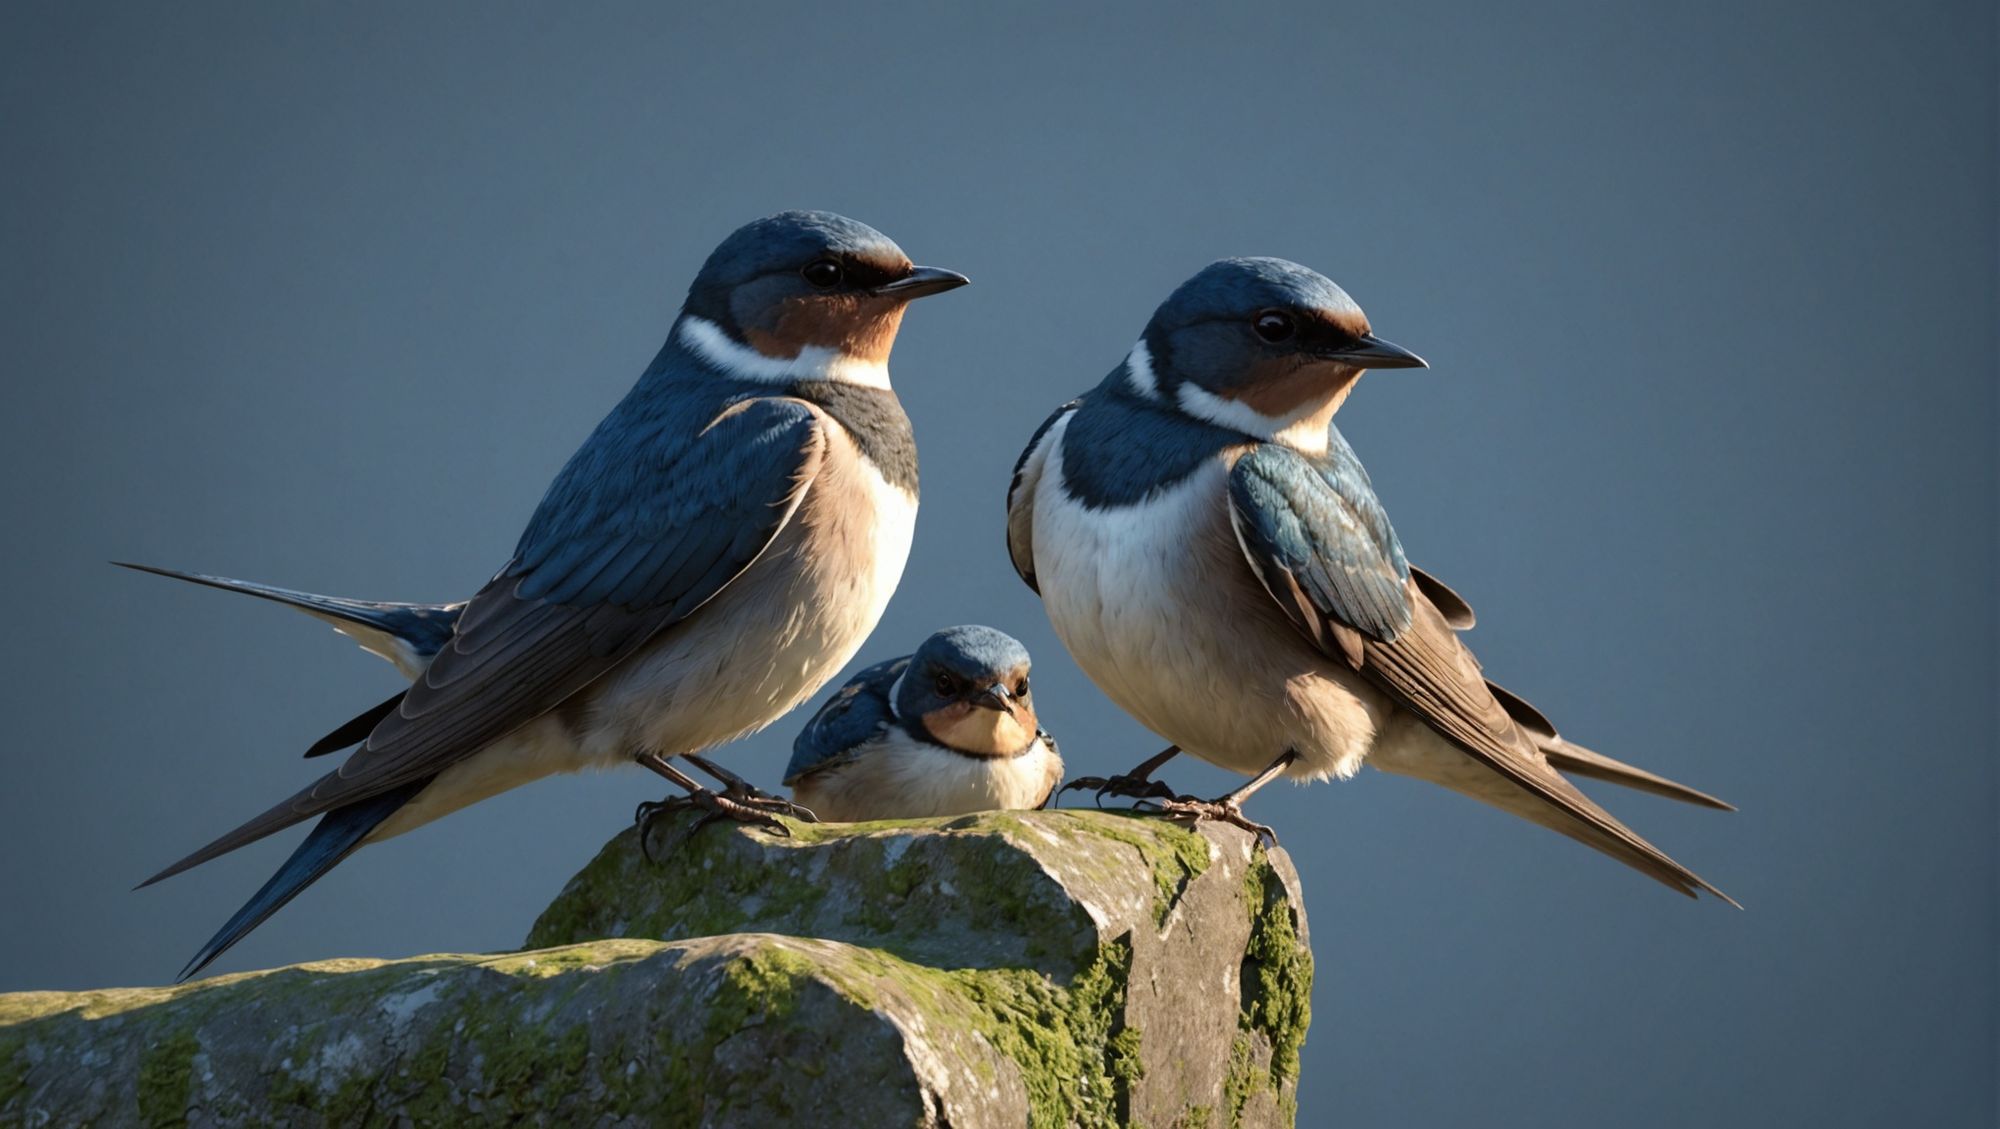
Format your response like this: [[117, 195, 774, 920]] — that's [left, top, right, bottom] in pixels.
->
[[785, 657, 908, 783]]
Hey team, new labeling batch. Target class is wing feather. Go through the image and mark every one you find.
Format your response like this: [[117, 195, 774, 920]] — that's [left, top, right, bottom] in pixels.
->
[[1226, 442, 1731, 903], [145, 397, 830, 881]]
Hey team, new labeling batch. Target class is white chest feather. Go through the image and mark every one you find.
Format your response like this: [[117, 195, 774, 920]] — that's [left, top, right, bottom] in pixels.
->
[[791, 732, 1062, 823]]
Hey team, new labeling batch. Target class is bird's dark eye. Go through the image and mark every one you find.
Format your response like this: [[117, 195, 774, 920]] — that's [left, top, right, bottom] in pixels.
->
[[802, 259, 843, 289], [1254, 309, 1297, 343], [934, 671, 961, 697], [1015, 677, 1029, 697]]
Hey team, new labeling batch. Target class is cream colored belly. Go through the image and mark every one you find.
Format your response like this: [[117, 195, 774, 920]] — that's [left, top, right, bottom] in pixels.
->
[[792, 734, 1062, 822], [1032, 438, 1387, 782], [594, 451, 918, 758], [370, 442, 917, 843]]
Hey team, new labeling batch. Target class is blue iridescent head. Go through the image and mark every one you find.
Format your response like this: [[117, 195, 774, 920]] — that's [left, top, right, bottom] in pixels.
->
[[678, 210, 967, 370], [1127, 257, 1425, 438], [895, 626, 1039, 757]]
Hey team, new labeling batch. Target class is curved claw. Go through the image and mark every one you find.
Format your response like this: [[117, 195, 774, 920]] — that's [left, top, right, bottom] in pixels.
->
[[715, 783, 819, 824], [1062, 773, 1181, 809], [683, 755, 819, 822], [1149, 796, 1280, 847], [634, 789, 794, 864]]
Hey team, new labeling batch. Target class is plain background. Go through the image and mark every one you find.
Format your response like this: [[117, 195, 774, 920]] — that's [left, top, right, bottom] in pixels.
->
[[2, 3, 1993, 1125]]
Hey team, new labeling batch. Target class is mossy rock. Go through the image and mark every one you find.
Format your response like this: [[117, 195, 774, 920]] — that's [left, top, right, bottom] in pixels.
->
[[1, 810, 1311, 1127]]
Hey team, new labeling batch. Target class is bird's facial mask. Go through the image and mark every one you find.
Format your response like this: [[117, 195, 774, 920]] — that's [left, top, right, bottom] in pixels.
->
[[1171, 305, 1427, 419], [732, 253, 969, 365], [917, 666, 1037, 758], [1141, 258, 1425, 435]]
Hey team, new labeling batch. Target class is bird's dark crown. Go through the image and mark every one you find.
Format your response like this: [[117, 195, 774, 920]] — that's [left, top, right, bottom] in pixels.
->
[[895, 625, 1033, 718], [675, 211, 966, 368], [1138, 257, 1377, 401], [686, 211, 910, 313]]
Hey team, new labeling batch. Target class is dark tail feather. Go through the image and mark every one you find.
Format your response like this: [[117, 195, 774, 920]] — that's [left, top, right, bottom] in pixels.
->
[[1539, 741, 1737, 812], [175, 778, 429, 982], [138, 774, 335, 890], [114, 561, 412, 628], [111, 561, 461, 666], [1486, 678, 1735, 812], [304, 692, 405, 758]]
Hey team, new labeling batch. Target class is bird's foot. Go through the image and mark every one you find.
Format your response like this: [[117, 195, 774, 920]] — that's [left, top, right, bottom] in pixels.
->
[[681, 755, 819, 823], [715, 782, 819, 823], [1142, 794, 1280, 847], [1059, 772, 1179, 808], [1056, 745, 1183, 809], [634, 789, 793, 863]]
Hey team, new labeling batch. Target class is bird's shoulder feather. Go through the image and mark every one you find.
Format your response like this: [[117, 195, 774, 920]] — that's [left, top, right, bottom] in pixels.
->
[[785, 655, 910, 783], [1225, 438, 1413, 661]]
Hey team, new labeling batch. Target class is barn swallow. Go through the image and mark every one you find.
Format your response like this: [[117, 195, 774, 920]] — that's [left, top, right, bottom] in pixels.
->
[[1006, 257, 1732, 902], [127, 210, 968, 977]]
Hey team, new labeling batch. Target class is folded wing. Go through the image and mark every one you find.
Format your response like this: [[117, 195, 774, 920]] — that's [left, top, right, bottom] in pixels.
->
[[144, 396, 830, 885], [1226, 442, 1731, 903]]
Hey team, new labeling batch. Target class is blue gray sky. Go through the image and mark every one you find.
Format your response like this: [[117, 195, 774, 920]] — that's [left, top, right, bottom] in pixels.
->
[[2, 3, 1992, 1125]]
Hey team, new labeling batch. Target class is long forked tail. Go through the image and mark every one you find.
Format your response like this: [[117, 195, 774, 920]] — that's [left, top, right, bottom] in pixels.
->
[[174, 779, 429, 982], [1487, 679, 1734, 811], [1538, 740, 1735, 811], [111, 562, 461, 678]]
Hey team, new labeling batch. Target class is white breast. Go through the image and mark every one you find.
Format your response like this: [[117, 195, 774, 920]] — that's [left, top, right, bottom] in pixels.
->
[[1030, 415, 1387, 781], [791, 732, 1062, 822]]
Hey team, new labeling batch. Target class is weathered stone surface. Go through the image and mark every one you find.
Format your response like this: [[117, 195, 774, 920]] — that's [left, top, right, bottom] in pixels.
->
[[1, 810, 1312, 1128]]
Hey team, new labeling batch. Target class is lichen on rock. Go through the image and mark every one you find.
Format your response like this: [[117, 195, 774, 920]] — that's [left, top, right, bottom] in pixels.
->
[[2, 810, 1311, 1128]]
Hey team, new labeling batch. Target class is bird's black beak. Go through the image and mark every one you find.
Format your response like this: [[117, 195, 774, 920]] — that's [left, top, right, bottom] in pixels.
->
[[874, 265, 971, 300], [1321, 333, 1428, 370], [970, 684, 1015, 712]]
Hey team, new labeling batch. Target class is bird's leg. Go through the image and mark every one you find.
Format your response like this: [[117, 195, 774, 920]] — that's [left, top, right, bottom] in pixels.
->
[[1146, 750, 1297, 846], [633, 752, 790, 862], [681, 754, 818, 823], [1059, 745, 1182, 808]]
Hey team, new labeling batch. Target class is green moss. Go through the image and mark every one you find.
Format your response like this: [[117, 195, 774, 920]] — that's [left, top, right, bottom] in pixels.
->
[[948, 962, 1121, 1127], [136, 1027, 198, 1128], [1221, 1032, 1261, 1127], [627, 943, 823, 1125], [527, 812, 1106, 976], [1109, 1025, 1146, 1123], [1055, 812, 1213, 925], [779, 814, 947, 843], [1239, 852, 1312, 1086], [710, 947, 813, 1033], [523, 823, 831, 948], [716, 936, 1139, 1129]]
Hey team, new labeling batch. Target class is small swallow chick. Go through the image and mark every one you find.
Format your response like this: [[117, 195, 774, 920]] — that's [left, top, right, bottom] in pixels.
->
[[785, 626, 1063, 821], [1007, 257, 1732, 902]]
